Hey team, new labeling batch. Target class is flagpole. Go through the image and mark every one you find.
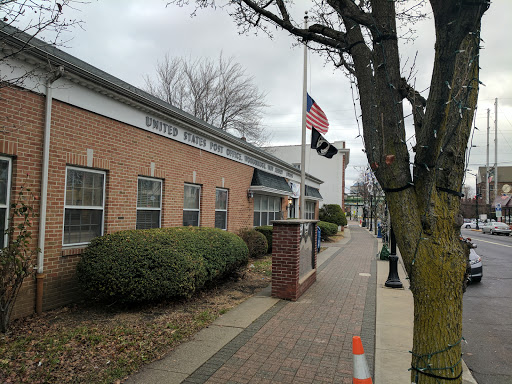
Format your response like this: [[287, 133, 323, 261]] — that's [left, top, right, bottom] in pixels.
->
[[300, 12, 308, 219]]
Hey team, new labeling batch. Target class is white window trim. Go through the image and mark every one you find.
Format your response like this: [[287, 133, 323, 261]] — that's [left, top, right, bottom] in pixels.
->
[[305, 200, 316, 220], [183, 183, 201, 226], [0, 156, 12, 248], [136, 176, 162, 229], [215, 188, 228, 230], [254, 194, 282, 226], [63, 166, 106, 246]]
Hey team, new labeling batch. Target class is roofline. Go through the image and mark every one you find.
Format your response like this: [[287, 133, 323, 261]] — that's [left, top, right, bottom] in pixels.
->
[[0, 21, 323, 184]]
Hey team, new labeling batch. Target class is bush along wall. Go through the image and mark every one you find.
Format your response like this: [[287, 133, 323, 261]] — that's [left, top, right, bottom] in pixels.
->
[[317, 221, 338, 241], [76, 227, 249, 304], [255, 226, 273, 253], [237, 228, 268, 258], [319, 204, 347, 227]]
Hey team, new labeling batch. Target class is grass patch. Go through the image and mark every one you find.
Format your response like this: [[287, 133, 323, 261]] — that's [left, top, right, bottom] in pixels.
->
[[250, 255, 272, 277]]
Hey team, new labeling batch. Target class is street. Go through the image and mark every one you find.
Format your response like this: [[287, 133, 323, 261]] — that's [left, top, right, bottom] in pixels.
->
[[461, 228, 512, 384]]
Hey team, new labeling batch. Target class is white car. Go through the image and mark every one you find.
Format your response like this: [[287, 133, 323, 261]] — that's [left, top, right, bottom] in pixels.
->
[[461, 221, 479, 229]]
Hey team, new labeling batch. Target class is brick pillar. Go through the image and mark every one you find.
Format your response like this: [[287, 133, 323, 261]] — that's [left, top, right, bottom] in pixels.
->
[[271, 220, 317, 301]]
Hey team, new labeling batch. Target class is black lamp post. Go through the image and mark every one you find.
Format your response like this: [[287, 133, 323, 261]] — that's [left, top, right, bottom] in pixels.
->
[[369, 194, 373, 231], [385, 225, 403, 288], [475, 193, 481, 229]]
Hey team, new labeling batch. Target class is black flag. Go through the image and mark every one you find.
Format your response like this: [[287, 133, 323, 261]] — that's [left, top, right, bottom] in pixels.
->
[[311, 127, 338, 158]]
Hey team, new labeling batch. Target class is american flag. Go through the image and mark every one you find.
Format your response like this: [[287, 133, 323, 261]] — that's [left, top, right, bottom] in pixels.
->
[[306, 93, 329, 134]]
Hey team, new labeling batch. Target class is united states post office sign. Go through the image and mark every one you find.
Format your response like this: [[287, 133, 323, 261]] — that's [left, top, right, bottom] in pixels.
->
[[145, 116, 296, 181]]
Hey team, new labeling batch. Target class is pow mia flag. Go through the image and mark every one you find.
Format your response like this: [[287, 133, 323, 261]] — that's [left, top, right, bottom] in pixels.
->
[[311, 127, 338, 158]]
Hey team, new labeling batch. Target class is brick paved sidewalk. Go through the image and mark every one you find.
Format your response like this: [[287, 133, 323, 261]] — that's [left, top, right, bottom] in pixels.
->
[[183, 225, 378, 384]]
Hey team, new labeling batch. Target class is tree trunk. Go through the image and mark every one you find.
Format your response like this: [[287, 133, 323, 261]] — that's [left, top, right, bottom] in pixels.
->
[[192, 0, 489, 381]]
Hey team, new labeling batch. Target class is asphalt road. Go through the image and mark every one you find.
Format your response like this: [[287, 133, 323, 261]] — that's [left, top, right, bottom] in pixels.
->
[[461, 228, 512, 384]]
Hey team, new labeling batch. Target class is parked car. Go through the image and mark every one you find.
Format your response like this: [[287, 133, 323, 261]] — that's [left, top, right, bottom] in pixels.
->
[[481, 222, 512, 236], [461, 221, 478, 229], [461, 237, 482, 284], [468, 248, 482, 283]]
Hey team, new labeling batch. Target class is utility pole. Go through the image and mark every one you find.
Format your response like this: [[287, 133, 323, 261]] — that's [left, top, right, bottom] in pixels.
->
[[486, 108, 490, 205], [494, 98, 498, 203]]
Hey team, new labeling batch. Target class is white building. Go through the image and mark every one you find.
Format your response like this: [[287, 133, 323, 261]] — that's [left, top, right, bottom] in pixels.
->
[[264, 141, 350, 213]]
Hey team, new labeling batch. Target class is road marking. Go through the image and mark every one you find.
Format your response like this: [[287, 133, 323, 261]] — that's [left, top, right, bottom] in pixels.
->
[[473, 238, 512, 248]]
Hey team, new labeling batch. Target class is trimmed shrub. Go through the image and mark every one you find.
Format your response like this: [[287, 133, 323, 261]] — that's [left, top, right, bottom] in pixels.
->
[[255, 226, 273, 253], [238, 228, 268, 258], [317, 221, 338, 240], [76, 227, 249, 304], [319, 204, 347, 227]]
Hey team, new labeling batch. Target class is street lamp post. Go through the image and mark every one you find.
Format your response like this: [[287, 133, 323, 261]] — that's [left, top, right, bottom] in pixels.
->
[[385, 225, 403, 288], [369, 195, 373, 231]]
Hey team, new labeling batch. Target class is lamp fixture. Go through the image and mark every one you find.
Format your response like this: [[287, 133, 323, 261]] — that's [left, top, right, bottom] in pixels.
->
[[247, 190, 254, 199]]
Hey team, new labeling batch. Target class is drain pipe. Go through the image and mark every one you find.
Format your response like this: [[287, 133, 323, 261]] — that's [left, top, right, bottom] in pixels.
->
[[36, 66, 64, 315]]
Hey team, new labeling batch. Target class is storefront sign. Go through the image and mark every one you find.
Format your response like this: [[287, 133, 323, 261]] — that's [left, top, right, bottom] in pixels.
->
[[145, 116, 296, 181]]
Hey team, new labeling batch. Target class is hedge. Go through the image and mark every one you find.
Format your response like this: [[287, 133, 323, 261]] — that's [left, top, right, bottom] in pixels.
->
[[317, 221, 338, 240], [255, 226, 273, 253], [237, 228, 268, 258], [319, 204, 347, 227], [76, 227, 249, 304]]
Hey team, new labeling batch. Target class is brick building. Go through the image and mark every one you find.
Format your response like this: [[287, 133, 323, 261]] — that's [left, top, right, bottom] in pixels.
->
[[0, 24, 323, 318]]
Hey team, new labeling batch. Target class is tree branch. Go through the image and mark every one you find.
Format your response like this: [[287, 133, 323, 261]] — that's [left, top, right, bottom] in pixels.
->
[[399, 77, 426, 137]]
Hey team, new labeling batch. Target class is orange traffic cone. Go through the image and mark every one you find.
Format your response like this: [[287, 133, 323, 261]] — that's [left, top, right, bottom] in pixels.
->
[[353, 336, 372, 384]]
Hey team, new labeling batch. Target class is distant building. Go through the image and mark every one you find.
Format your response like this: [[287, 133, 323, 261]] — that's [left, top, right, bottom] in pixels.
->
[[263, 142, 350, 214], [477, 166, 512, 204]]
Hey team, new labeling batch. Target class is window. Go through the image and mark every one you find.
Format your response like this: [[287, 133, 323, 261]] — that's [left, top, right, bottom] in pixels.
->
[[305, 201, 316, 220], [63, 167, 105, 246], [183, 184, 200, 226], [215, 188, 228, 230], [137, 177, 162, 229], [0, 157, 12, 249], [253, 194, 282, 226]]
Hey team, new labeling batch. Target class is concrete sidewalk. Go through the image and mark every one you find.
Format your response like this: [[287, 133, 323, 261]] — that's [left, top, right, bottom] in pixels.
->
[[126, 223, 477, 383]]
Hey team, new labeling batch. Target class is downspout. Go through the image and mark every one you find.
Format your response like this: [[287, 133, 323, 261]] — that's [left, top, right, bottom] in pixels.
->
[[36, 66, 64, 315]]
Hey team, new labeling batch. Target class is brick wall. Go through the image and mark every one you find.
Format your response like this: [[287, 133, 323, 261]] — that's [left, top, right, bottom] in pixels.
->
[[271, 221, 317, 301], [1, 86, 256, 317]]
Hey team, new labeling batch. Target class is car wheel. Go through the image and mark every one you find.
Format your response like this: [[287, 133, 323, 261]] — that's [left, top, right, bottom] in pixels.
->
[[491, 230, 494, 235], [465, 225, 470, 228], [472, 277, 482, 283]]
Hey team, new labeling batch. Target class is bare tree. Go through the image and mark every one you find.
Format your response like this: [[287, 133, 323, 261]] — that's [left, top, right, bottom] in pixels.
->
[[144, 53, 270, 146], [0, 1, 83, 88], [168, 1, 489, 382]]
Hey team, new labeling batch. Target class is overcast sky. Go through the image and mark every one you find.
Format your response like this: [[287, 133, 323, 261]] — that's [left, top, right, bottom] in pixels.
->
[[34, 1, 512, 192]]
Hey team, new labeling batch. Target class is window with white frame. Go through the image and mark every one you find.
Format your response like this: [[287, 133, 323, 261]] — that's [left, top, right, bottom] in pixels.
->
[[63, 167, 105, 246], [0, 157, 12, 249], [305, 201, 316, 220], [215, 188, 228, 230], [253, 194, 282, 227], [137, 177, 162, 229], [183, 184, 200, 226]]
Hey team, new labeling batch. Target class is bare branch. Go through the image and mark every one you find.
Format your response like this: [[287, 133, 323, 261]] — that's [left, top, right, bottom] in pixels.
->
[[144, 52, 269, 144]]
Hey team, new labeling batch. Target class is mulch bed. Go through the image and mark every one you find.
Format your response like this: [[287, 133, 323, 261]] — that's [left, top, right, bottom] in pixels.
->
[[0, 256, 272, 384]]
